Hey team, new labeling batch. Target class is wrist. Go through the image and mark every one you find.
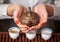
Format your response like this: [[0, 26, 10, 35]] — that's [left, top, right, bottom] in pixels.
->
[[7, 4, 16, 16], [45, 5, 54, 17]]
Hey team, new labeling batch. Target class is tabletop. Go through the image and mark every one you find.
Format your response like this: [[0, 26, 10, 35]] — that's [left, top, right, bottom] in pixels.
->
[[0, 32, 60, 42]]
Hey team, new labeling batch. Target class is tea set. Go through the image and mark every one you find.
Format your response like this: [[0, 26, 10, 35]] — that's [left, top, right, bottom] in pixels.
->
[[8, 7, 53, 40]]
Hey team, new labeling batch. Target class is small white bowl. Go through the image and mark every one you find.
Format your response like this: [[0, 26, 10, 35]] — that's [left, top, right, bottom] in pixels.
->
[[41, 28, 53, 40], [26, 30, 36, 40], [8, 27, 20, 39]]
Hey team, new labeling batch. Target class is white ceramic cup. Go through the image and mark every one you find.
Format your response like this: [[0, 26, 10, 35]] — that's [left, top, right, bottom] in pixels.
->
[[26, 30, 36, 40], [8, 27, 20, 39], [41, 28, 53, 40]]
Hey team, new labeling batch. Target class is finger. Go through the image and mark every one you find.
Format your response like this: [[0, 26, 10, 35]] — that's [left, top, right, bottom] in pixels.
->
[[29, 28, 35, 30], [20, 27, 29, 33], [39, 5, 48, 23], [13, 7, 23, 22], [13, 9, 19, 23], [21, 30, 29, 33], [30, 22, 45, 30], [17, 23, 29, 29], [29, 26, 38, 30], [19, 27, 29, 30], [38, 22, 45, 27], [17, 23, 28, 27], [20, 27, 28, 31]]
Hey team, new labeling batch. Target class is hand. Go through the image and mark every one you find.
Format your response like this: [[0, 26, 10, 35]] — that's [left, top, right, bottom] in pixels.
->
[[13, 4, 30, 33], [29, 4, 48, 30], [7, 4, 29, 33]]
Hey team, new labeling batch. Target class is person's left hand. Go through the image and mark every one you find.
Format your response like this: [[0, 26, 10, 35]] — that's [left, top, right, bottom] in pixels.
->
[[29, 4, 48, 30]]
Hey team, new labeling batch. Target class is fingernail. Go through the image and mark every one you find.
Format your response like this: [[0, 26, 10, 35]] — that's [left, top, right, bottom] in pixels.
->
[[41, 23, 45, 26], [26, 27, 29, 30], [15, 20, 19, 24]]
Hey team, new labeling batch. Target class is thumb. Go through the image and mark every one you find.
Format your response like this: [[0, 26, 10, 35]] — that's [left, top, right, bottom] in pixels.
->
[[13, 9, 19, 23]]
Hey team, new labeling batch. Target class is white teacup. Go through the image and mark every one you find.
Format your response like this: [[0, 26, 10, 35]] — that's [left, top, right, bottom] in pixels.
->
[[41, 28, 53, 40], [8, 27, 20, 39], [26, 30, 36, 40]]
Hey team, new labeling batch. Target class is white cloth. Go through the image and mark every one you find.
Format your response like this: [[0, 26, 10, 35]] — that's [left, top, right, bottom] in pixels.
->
[[0, 0, 60, 20], [0, 0, 52, 19], [9, 0, 52, 7], [48, 1, 60, 20], [0, 4, 13, 19]]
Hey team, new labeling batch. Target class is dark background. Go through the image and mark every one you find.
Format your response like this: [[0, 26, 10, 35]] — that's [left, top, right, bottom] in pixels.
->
[[0, 19, 60, 33]]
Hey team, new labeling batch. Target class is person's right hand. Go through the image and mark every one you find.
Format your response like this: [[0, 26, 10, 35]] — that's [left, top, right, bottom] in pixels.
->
[[7, 4, 29, 33], [13, 4, 30, 33]]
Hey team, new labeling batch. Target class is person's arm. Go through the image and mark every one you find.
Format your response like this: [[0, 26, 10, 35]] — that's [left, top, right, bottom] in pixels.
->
[[0, 4, 30, 33], [45, 4, 54, 17], [0, 4, 14, 19], [45, 4, 60, 20]]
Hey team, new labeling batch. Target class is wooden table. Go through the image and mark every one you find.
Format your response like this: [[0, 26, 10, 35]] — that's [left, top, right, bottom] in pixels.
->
[[0, 32, 60, 42]]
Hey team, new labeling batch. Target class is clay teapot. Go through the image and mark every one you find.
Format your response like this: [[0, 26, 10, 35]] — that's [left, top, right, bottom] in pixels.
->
[[19, 7, 40, 27]]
